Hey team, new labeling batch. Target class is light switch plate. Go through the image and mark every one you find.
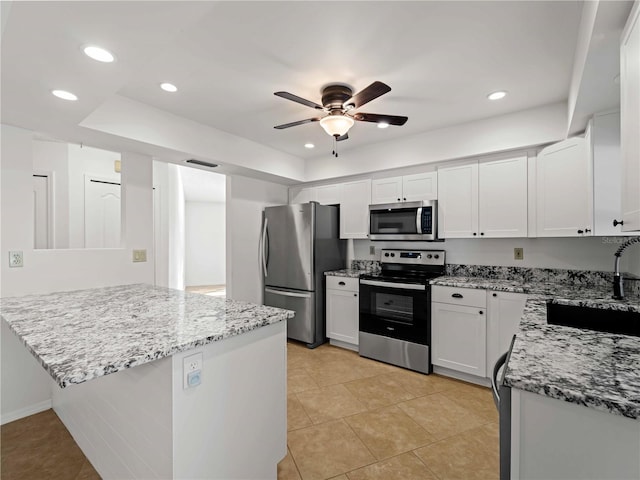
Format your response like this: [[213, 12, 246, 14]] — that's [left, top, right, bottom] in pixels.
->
[[132, 249, 147, 262], [369, 246, 375, 255], [9, 251, 23, 268], [514, 248, 524, 260]]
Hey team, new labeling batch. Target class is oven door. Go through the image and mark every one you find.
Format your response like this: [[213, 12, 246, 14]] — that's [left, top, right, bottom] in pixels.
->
[[359, 279, 430, 344]]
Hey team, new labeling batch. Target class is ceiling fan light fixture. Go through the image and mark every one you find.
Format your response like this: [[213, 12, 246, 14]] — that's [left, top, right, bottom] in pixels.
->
[[319, 115, 354, 137], [377, 122, 389, 129]]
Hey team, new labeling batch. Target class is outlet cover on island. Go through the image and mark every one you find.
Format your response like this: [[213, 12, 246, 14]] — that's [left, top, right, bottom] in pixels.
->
[[369, 245, 376, 255], [183, 352, 203, 389], [514, 248, 524, 260]]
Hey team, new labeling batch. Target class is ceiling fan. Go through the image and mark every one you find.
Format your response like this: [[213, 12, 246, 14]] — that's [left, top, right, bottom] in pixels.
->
[[273, 81, 408, 152]]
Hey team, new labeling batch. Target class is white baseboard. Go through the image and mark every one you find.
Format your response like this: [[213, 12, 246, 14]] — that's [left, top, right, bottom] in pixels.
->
[[433, 366, 490, 387], [1, 399, 52, 425], [329, 339, 358, 352]]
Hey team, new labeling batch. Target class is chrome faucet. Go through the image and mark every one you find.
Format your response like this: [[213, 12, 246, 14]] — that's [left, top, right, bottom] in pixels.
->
[[613, 236, 640, 299]]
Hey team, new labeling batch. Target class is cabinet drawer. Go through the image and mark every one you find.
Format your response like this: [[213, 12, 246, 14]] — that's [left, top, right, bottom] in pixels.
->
[[326, 276, 359, 292], [431, 285, 486, 308]]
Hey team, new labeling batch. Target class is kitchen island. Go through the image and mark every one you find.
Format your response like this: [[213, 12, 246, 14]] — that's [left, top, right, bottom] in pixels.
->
[[1, 284, 294, 479]]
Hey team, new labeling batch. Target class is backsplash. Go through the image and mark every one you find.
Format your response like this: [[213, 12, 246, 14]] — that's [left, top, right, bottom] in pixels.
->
[[350, 260, 640, 297]]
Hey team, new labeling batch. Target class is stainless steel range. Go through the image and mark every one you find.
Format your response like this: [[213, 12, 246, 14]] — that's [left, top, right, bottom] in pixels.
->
[[359, 249, 446, 374]]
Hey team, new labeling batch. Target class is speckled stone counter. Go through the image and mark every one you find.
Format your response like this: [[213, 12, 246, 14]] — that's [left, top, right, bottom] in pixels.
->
[[431, 275, 640, 419], [1, 283, 294, 388], [324, 269, 367, 278]]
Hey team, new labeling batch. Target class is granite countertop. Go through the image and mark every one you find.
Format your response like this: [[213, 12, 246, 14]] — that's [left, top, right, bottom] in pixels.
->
[[324, 269, 368, 278], [1, 284, 294, 388], [431, 276, 640, 419]]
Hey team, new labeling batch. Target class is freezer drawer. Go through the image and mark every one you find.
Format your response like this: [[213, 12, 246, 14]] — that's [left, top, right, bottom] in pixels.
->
[[264, 287, 316, 345]]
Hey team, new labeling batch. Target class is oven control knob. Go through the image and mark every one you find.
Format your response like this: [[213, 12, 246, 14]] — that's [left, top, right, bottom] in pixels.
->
[[390, 253, 395, 257], [434, 254, 439, 259], [384, 253, 389, 257], [427, 254, 433, 259]]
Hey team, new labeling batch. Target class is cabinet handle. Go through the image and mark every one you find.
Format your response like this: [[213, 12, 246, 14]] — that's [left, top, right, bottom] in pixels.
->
[[403, 197, 406, 201], [354, 293, 357, 297], [339, 281, 345, 286], [397, 198, 401, 201], [613, 219, 624, 227], [479, 311, 484, 315], [473, 232, 477, 236], [585, 228, 591, 233], [452, 293, 463, 298], [577, 229, 584, 234], [480, 232, 485, 236], [493, 293, 497, 297]]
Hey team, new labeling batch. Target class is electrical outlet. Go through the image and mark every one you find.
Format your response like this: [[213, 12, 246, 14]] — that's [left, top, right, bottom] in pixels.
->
[[183, 352, 203, 389], [514, 248, 524, 260], [9, 251, 23, 268], [369, 246, 375, 255], [132, 249, 147, 263]]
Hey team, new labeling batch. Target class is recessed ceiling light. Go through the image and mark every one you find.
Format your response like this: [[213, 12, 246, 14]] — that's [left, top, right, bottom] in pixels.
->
[[304, 143, 315, 149], [51, 90, 78, 101], [377, 122, 390, 129], [160, 83, 178, 93], [487, 91, 507, 101], [83, 45, 115, 63]]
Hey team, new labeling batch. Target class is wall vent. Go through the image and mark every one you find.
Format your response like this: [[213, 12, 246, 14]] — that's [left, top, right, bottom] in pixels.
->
[[185, 159, 218, 168]]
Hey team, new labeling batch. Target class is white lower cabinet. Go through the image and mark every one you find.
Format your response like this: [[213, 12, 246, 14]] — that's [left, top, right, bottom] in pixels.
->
[[326, 276, 359, 349], [511, 389, 640, 479], [486, 291, 527, 372], [431, 286, 487, 377], [432, 286, 527, 381]]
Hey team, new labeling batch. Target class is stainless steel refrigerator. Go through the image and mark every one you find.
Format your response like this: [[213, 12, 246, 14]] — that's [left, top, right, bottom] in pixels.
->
[[261, 202, 346, 348]]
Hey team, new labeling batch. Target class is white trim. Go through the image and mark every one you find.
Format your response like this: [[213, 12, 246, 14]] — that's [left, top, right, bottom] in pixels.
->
[[1, 399, 52, 425], [328, 338, 358, 352], [432, 365, 490, 387]]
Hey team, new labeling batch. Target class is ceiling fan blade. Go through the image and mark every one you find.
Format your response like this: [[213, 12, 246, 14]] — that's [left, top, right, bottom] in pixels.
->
[[336, 133, 349, 141], [274, 118, 321, 129], [274, 91, 324, 110], [343, 81, 391, 109], [353, 112, 408, 126]]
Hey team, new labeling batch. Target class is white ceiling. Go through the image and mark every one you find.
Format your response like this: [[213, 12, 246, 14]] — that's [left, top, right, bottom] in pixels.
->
[[2, 1, 584, 169]]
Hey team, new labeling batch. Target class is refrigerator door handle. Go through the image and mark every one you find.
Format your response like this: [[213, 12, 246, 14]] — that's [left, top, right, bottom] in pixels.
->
[[262, 218, 269, 277], [264, 288, 312, 299]]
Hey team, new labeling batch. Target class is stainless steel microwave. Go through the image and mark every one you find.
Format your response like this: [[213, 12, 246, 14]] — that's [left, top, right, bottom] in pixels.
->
[[369, 200, 438, 241]]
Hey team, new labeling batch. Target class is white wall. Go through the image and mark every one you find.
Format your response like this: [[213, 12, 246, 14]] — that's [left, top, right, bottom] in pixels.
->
[[167, 164, 185, 290], [305, 102, 567, 182], [354, 236, 638, 273], [185, 202, 225, 286], [1, 124, 155, 423], [225, 175, 288, 303], [153, 161, 170, 287]]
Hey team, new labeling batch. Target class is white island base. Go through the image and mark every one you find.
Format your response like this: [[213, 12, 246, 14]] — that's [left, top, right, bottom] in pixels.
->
[[52, 321, 286, 479]]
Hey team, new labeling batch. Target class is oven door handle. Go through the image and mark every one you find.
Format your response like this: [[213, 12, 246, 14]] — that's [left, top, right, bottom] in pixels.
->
[[360, 279, 426, 291]]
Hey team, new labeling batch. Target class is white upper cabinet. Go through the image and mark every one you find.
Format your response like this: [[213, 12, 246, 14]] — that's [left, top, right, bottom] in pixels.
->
[[592, 111, 626, 236], [371, 172, 437, 204], [438, 157, 527, 238], [536, 133, 593, 237], [315, 184, 341, 205], [478, 156, 528, 238], [438, 162, 479, 238], [340, 179, 371, 239], [621, 2, 640, 231]]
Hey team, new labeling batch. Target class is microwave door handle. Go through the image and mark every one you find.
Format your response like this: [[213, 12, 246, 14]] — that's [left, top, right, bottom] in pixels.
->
[[416, 207, 423, 234]]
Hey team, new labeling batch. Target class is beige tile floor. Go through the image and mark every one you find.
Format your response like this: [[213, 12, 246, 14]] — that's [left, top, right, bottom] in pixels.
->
[[279, 341, 499, 480], [1, 340, 498, 480]]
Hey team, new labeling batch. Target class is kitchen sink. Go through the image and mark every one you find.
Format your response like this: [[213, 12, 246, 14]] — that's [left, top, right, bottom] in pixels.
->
[[546, 301, 640, 337]]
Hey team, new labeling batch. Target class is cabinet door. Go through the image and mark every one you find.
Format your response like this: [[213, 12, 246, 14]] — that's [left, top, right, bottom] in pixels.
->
[[437, 162, 479, 238], [402, 172, 438, 201], [326, 288, 359, 345], [289, 187, 316, 204], [592, 112, 626, 236], [478, 156, 528, 237], [486, 291, 527, 375], [621, 3, 640, 232], [536, 136, 593, 237], [371, 176, 403, 204], [340, 180, 371, 239], [316, 184, 341, 205], [431, 302, 487, 376]]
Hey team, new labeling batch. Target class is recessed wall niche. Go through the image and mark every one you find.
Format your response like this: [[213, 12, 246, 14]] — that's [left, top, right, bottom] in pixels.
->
[[32, 139, 122, 249]]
